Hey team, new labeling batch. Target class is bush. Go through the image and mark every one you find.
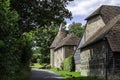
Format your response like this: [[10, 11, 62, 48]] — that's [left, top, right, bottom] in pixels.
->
[[39, 63, 51, 69], [0, 1, 33, 79], [61, 55, 75, 72], [31, 54, 42, 63]]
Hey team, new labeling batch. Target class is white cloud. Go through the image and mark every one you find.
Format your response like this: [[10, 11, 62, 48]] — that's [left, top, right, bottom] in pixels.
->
[[67, 0, 120, 16]]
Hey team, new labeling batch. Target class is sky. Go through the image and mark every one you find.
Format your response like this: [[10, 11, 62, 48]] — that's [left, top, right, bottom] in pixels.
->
[[66, 0, 120, 26]]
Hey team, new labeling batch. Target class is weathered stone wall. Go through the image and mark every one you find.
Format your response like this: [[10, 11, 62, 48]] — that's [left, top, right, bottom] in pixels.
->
[[85, 16, 105, 41], [53, 46, 75, 68], [75, 64, 81, 72], [88, 41, 106, 77], [74, 32, 86, 72], [80, 41, 107, 77], [80, 40, 120, 80], [50, 49, 54, 67], [108, 52, 120, 80], [80, 49, 90, 76], [54, 47, 64, 68]]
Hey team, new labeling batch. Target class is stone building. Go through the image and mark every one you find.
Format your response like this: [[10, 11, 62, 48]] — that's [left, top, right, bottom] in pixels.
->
[[77, 5, 120, 80], [74, 32, 85, 72], [50, 28, 79, 68]]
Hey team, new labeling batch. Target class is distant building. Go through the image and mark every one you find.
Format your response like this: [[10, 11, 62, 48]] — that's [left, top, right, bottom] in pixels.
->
[[76, 5, 120, 80], [50, 28, 79, 68]]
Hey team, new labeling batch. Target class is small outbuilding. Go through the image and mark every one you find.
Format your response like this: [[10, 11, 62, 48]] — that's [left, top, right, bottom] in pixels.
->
[[50, 28, 79, 68]]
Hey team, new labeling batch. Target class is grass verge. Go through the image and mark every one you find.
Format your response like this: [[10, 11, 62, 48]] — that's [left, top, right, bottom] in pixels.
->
[[30, 63, 42, 69], [50, 68, 105, 80]]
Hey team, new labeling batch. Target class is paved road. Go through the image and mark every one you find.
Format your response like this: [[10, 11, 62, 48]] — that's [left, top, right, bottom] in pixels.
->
[[28, 69, 67, 80]]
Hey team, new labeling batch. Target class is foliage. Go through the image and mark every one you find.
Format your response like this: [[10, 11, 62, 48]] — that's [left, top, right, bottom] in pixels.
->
[[50, 68, 105, 80], [68, 22, 85, 37], [0, 0, 34, 80], [11, 0, 73, 32], [0, 0, 74, 80], [61, 55, 75, 72], [50, 68, 80, 78], [30, 63, 51, 69], [0, 0, 19, 80], [30, 63, 43, 69], [32, 24, 58, 64]]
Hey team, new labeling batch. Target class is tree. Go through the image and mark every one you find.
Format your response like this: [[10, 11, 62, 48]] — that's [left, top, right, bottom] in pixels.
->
[[0, 0, 34, 80], [10, 0, 74, 65], [11, 0, 73, 32], [68, 22, 85, 37], [32, 24, 58, 64], [0, 0, 19, 79]]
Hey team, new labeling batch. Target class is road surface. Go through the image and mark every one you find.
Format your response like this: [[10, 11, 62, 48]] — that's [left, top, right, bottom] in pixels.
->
[[28, 68, 66, 80]]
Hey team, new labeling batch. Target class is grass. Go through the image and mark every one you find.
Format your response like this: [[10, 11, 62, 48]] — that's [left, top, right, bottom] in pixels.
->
[[30, 64, 105, 80], [30, 63, 51, 69], [50, 68, 105, 80], [30, 63, 42, 69], [50, 68, 80, 78]]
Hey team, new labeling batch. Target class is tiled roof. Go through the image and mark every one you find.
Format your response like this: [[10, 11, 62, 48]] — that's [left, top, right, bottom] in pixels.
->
[[82, 15, 120, 52], [50, 29, 67, 48], [85, 5, 120, 24], [55, 34, 80, 50], [107, 19, 120, 52]]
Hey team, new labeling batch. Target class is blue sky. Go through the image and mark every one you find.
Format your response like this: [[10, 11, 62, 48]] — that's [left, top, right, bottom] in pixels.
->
[[66, 0, 120, 26]]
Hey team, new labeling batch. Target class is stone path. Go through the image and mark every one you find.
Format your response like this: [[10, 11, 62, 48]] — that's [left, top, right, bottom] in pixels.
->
[[28, 68, 66, 80]]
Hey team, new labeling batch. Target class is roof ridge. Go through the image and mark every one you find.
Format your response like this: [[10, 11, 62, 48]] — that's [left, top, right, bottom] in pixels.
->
[[85, 5, 120, 21], [81, 15, 120, 48], [54, 35, 79, 50]]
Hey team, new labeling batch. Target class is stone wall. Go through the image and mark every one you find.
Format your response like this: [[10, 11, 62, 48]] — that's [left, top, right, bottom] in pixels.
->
[[108, 52, 120, 80], [50, 49, 54, 67], [75, 64, 81, 72], [85, 16, 105, 41], [54, 47, 64, 68], [80, 40, 120, 80], [53, 46, 75, 68], [74, 32, 86, 71], [88, 41, 106, 77], [80, 41, 107, 77], [80, 49, 90, 76]]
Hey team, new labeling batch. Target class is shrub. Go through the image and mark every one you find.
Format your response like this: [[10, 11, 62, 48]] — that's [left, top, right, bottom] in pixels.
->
[[61, 55, 75, 72], [31, 54, 42, 63], [0, 1, 33, 79], [45, 64, 51, 69]]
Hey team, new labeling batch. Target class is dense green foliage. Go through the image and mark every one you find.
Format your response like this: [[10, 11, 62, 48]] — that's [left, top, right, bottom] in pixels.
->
[[31, 25, 58, 64], [68, 22, 85, 37], [0, 0, 33, 80], [50, 68, 104, 80], [11, 0, 73, 64], [0, 0, 19, 79], [30, 63, 51, 69], [61, 55, 75, 72], [0, 0, 74, 79], [11, 0, 73, 32], [50, 68, 80, 78]]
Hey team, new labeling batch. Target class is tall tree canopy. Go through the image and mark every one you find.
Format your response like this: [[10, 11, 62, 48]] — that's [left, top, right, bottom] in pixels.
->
[[69, 22, 85, 37], [0, 0, 34, 80], [31, 24, 58, 64], [11, 0, 73, 32], [0, 0, 74, 79], [10, 0, 74, 65]]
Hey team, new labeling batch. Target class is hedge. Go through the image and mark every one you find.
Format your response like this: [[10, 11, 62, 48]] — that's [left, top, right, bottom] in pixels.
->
[[61, 55, 75, 72], [0, 0, 32, 80]]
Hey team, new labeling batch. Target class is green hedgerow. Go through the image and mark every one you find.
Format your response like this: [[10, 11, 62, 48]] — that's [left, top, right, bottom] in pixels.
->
[[61, 55, 75, 72]]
